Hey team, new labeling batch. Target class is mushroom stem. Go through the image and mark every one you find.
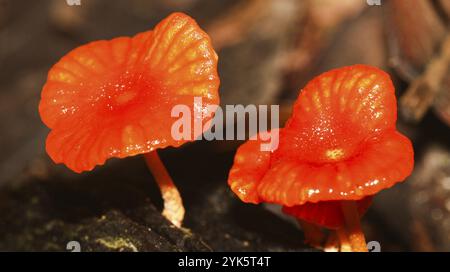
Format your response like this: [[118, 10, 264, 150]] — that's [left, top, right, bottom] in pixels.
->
[[324, 231, 339, 252], [336, 228, 352, 252], [297, 220, 325, 248], [144, 150, 185, 228], [340, 201, 368, 252]]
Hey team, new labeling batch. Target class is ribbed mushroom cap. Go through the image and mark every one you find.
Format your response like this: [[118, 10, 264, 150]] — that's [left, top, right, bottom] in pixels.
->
[[39, 13, 220, 173], [228, 65, 414, 227]]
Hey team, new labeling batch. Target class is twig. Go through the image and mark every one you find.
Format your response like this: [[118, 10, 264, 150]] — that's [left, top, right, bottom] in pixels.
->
[[400, 33, 450, 123]]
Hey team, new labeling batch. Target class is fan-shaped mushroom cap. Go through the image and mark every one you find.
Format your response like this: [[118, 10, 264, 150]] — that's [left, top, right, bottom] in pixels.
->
[[39, 13, 220, 173], [228, 65, 414, 227]]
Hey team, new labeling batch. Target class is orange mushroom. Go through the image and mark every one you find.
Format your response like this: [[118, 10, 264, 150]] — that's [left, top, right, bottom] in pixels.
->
[[39, 12, 220, 227], [228, 65, 414, 252]]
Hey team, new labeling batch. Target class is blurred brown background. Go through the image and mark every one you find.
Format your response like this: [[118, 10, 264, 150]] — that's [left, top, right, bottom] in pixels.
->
[[0, 0, 449, 251]]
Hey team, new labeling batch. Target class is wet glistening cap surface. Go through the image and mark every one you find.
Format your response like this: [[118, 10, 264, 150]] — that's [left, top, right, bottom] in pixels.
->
[[228, 65, 414, 228], [39, 13, 220, 173]]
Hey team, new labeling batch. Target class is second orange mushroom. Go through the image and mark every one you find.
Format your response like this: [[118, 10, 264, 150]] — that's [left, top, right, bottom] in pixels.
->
[[228, 65, 414, 252]]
